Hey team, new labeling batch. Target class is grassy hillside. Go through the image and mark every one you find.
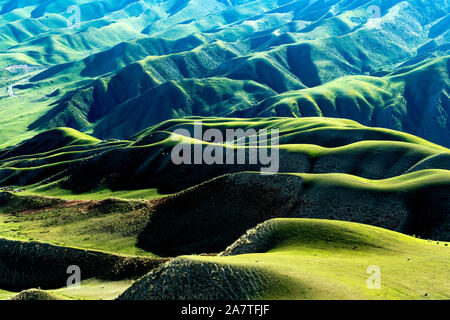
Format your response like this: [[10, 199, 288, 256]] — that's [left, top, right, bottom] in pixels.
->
[[0, 116, 448, 300], [0, 193, 161, 255], [0, 0, 448, 147], [120, 218, 450, 300], [0, 0, 449, 301], [2, 218, 448, 300], [1, 279, 136, 300], [0, 117, 448, 195], [0, 117, 448, 255], [0, 235, 165, 290], [235, 56, 450, 147], [137, 169, 450, 255], [92, 78, 277, 138]]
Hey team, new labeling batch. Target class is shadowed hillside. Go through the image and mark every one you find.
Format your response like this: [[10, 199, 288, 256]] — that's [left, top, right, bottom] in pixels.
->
[[1, 117, 449, 193], [137, 170, 450, 255], [0, 0, 449, 301], [0, 117, 448, 258]]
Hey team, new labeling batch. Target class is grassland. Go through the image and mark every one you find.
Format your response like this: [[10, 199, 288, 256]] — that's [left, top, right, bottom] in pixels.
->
[[20, 186, 163, 201], [0, 0, 448, 147], [203, 219, 450, 300], [2, 218, 447, 300], [121, 218, 450, 300], [0, 0, 448, 301], [0, 117, 448, 286]]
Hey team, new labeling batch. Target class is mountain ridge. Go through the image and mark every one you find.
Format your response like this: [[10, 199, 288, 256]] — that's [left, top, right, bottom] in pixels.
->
[[1, 0, 449, 147]]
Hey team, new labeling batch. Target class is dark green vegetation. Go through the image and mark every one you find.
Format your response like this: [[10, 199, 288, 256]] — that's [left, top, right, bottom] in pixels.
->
[[235, 57, 450, 147], [0, 0, 449, 146], [0, 0, 449, 300]]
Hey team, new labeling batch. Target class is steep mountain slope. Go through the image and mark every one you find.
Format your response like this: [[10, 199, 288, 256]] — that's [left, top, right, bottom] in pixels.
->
[[92, 78, 276, 138], [0, 0, 449, 147], [235, 56, 450, 146]]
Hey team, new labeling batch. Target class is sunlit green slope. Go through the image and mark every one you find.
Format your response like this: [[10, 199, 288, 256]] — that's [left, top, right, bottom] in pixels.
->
[[120, 218, 450, 300]]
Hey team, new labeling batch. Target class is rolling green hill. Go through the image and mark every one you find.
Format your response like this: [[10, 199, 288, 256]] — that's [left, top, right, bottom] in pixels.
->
[[0, 117, 448, 193], [235, 56, 450, 146], [0, 117, 448, 253], [137, 169, 450, 255], [0, 0, 449, 301], [0, 117, 449, 300], [120, 218, 450, 300]]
